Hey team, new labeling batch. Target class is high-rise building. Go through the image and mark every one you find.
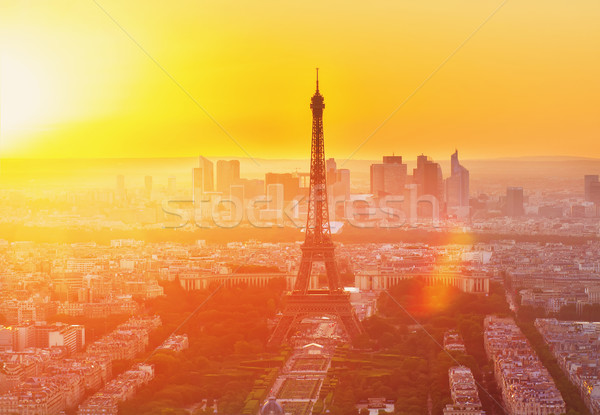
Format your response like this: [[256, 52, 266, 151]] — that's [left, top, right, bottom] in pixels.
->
[[266, 183, 284, 212], [230, 184, 244, 204], [227, 184, 245, 221], [584, 175, 600, 203], [424, 162, 443, 198], [199, 156, 214, 192], [370, 156, 407, 197], [411, 155, 443, 219], [193, 168, 203, 205], [506, 187, 524, 217], [336, 168, 351, 199], [216, 160, 240, 194], [412, 155, 443, 201], [323, 159, 351, 219], [116, 175, 125, 202], [413, 154, 428, 188], [167, 177, 176, 195], [265, 173, 300, 201], [144, 175, 152, 200], [324, 158, 350, 200], [590, 183, 600, 207], [383, 155, 403, 164], [237, 178, 264, 200], [326, 158, 337, 186], [445, 150, 470, 217]]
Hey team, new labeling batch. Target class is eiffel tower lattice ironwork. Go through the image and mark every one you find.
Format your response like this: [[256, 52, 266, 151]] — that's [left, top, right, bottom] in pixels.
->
[[268, 69, 364, 347]]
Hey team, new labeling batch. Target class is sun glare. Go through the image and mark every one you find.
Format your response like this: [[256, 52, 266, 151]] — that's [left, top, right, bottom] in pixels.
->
[[0, 53, 51, 150]]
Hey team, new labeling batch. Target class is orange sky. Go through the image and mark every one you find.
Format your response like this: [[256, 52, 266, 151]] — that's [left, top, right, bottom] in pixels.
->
[[0, 0, 599, 161]]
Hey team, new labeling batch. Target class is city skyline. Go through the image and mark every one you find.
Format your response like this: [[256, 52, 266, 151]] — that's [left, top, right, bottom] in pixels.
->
[[2, 3, 600, 415]]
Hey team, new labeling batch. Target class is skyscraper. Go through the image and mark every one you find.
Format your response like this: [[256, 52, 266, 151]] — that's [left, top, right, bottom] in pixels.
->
[[326, 158, 337, 186], [506, 187, 524, 217], [424, 162, 443, 199], [412, 154, 442, 201], [116, 175, 126, 203], [199, 156, 214, 192], [335, 168, 351, 200], [383, 155, 403, 164], [324, 158, 350, 200], [236, 178, 264, 200], [144, 175, 152, 200], [370, 156, 407, 197], [230, 184, 244, 205], [445, 150, 470, 217], [590, 183, 600, 206], [192, 168, 203, 205], [584, 175, 600, 203], [266, 183, 284, 213], [265, 173, 300, 201], [167, 177, 176, 195], [216, 160, 240, 194], [413, 154, 428, 189]]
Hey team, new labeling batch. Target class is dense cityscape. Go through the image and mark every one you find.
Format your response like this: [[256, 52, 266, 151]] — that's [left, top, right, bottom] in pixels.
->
[[3, 131, 600, 414], [3, 78, 600, 414], [2, 1, 600, 414]]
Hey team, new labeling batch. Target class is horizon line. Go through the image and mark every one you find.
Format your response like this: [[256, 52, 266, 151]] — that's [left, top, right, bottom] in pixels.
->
[[1, 155, 600, 162]]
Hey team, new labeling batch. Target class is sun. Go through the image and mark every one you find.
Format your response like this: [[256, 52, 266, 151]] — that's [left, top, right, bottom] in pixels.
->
[[0, 52, 52, 151]]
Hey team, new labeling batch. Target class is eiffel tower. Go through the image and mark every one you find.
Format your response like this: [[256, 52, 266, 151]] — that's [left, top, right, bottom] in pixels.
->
[[268, 69, 364, 347]]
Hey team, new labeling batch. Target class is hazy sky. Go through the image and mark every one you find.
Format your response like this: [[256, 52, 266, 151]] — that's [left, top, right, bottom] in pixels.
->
[[1, 1, 599, 160]]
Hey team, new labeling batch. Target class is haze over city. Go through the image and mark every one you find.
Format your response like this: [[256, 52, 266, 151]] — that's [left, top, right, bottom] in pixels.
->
[[1, 2, 600, 415]]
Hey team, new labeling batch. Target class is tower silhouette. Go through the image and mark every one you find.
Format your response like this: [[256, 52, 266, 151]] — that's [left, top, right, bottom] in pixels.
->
[[268, 70, 364, 347]]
